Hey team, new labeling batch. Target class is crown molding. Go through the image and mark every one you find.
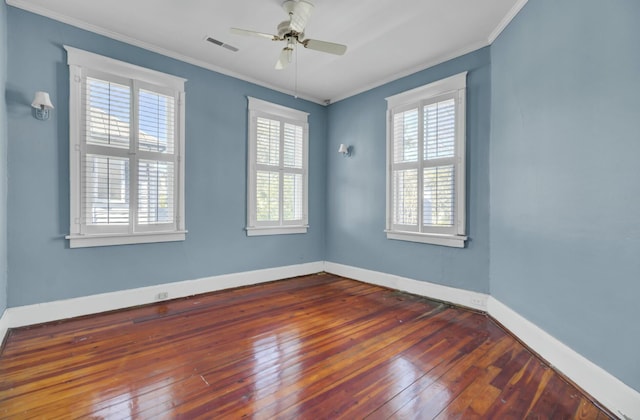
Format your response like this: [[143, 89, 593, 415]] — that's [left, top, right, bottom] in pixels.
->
[[330, 40, 488, 104], [488, 0, 529, 43]]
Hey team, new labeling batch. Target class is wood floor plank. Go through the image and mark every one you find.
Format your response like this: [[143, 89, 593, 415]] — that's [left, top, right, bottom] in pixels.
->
[[482, 354, 548, 418], [97, 296, 430, 418], [432, 365, 502, 419], [40, 284, 430, 418], [365, 324, 514, 419], [286, 313, 487, 418], [171, 307, 464, 418], [0, 274, 613, 419], [267, 310, 477, 418], [2, 282, 393, 416], [550, 378, 585, 419], [373, 332, 511, 419]]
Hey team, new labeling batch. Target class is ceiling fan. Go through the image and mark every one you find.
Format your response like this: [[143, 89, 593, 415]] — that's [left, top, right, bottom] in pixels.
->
[[231, 0, 347, 70]]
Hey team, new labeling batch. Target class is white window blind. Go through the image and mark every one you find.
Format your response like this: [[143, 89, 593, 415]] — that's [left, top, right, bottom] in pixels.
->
[[66, 46, 187, 248], [247, 97, 308, 236], [386, 72, 467, 248]]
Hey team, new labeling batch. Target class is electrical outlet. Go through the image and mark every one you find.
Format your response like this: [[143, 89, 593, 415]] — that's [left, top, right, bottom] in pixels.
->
[[156, 292, 169, 300], [470, 297, 485, 307]]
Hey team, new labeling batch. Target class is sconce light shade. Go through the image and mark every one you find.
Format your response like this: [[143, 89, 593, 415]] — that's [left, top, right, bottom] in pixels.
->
[[338, 143, 351, 157], [32, 91, 54, 109], [31, 91, 54, 121]]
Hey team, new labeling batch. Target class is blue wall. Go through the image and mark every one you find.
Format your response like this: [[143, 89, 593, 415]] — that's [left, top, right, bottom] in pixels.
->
[[0, 0, 7, 316], [325, 48, 491, 293], [6, 7, 327, 307], [5, 0, 638, 397], [490, 0, 640, 391]]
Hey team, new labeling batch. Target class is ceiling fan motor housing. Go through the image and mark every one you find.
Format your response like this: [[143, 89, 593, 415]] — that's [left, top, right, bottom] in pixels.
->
[[277, 21, 292, 38], [282, 0, 314, 33]]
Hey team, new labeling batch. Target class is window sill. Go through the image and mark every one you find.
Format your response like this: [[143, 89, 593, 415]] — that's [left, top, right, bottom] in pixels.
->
[[66, 231, 187, 248], [385, 230, 467, 248], [246, 226, 308, 236]]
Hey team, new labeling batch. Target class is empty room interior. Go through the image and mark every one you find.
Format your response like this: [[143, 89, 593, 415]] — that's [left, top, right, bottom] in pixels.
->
[[0, 0, 639, 418]]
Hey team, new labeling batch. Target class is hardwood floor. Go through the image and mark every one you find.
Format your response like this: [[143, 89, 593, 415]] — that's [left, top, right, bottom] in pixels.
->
[[0, 274, 612, 419]]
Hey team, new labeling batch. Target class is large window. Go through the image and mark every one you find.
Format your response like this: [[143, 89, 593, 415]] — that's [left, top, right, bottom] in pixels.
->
[[385, 72, 467, 248], [65, 46, 186, 248], [246, 97, 308, 236]]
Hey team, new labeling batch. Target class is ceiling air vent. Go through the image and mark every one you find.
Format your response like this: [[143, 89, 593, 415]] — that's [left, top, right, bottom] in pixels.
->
[[205, 36, 239, 52]]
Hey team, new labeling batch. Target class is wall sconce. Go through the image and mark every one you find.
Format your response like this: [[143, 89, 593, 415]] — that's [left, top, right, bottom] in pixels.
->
[[338, 143, 352, 157], [31, 91, 54, 121]]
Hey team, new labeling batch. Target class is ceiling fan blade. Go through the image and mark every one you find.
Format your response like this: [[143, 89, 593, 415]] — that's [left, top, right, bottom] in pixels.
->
[[275, 47, 293, 70], [230, 27, 278, 41], [287, 0, 314, 33], [303, 39, 347, 55]]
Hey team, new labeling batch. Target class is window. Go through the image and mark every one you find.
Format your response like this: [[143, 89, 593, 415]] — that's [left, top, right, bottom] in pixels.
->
[[385, 72, 467, 248], [65, 46, 186, 248], [246, 97, 308, 236]]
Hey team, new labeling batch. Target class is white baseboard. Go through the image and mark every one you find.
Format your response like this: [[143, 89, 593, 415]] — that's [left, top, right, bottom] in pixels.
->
[[488, 297, 640, 420], [2, 261, 324, 331], [0, 309, 9, 347], [324, 261, 489, 311]]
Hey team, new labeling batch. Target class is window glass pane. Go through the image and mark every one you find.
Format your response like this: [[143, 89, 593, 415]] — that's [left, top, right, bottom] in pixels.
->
[[256, 171, 280, 222], [283, 173, 303, 221], [256, 117, 280, 166], [84, 154, 130, 225], [393, 109, 419, 163], [393, 169, 418, 225], [424, 99, 455, 160], [283, 123, 303, 169], [423, 165, 455, 227], [86, 78, 131, 149], [138, 160, 175, 225], [138, 89, 175, 154]]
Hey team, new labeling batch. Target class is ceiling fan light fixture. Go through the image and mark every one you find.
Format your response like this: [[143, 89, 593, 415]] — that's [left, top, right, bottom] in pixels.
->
[[230, 0, 347, 71], [276, 47, 293, 70]]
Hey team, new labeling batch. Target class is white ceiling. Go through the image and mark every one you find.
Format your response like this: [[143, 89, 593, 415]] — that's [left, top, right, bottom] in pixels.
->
[[8, 0, 526, 104]]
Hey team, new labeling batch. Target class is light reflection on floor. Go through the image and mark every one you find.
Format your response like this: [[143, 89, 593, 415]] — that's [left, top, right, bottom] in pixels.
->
[[91, 388, 133, 419], [251, 330, 302, 414], [384, 356, 426, 414]]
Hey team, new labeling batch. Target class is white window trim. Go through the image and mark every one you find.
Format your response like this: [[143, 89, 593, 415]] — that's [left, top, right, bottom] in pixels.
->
[[246, 97, 309, 236], [385, 72, 468, 248], [246, 226, 308, 237], [64, 46, 187, 248]]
